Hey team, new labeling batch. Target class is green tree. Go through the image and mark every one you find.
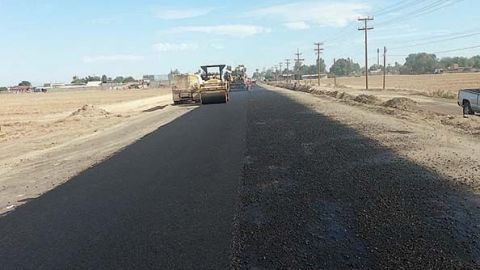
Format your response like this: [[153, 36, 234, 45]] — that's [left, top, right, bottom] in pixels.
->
[[101, 75, 108, 83], [0, 87, 8, 92], [113, 76, 124, 83], [123, 76, 136, 83], [369, 64, 383, 71], [18, 81, 31, 87], [330, 58, 361, 76], [470, 55, 480, 68], [403, 53, 438, 74]]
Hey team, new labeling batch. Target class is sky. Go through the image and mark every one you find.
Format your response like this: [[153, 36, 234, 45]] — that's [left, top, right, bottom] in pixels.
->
[[0, 0, 477, 86]]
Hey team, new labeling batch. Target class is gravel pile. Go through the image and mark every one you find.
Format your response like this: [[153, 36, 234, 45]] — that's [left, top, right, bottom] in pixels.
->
[[383, 97, 418, 111], [354, 94, 381, 105]]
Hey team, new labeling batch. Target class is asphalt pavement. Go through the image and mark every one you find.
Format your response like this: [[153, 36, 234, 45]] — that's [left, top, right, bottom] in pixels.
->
[[1, 85, 479, 269], [0, 90, 248, 269]]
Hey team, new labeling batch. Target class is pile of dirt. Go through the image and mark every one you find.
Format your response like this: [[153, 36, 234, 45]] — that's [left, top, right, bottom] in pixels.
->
[[354, 94, 381, 105], [337, 92, 356, 101], [441, 116, 480, 134], [383, 98, 418, 111], [69, 105, 111, 118]]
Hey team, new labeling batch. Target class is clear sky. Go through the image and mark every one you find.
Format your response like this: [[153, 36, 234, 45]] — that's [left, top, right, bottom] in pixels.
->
[[0, 0, 477, 86]]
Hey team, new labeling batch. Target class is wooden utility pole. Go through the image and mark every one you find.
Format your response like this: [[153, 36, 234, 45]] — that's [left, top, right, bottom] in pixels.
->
[[377, 48, 380, 66], [285, 59, 291, 82], [314, 42, 324, 86], [294, 48, 304, 82], [383, 46, 387, 90], [358, 17, 374, 90], [279, 62, 283, 80], [333, 58, 337, 88]]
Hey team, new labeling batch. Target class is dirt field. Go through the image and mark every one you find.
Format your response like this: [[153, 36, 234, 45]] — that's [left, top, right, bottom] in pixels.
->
[[0, 88, 197, 213], [300, 72, 480, 98]]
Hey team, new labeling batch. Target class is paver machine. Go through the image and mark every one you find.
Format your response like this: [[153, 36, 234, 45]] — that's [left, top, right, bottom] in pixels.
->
[[230, 65, 247, 91]]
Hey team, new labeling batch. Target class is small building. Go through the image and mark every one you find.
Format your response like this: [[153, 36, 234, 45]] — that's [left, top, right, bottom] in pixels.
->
[[86, 81, 103, 88]]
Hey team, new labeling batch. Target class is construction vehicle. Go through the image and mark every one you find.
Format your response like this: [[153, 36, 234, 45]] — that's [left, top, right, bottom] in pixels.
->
[[171, 74, 202, 104], [171, 65, 229, 105], [199, 65, 230, 104], [230, 65, 247, 91]]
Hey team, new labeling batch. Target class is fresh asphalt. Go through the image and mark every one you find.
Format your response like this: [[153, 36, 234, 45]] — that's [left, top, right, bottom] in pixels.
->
[[1, 85, 479, 269], [0, 89, 248, 269]]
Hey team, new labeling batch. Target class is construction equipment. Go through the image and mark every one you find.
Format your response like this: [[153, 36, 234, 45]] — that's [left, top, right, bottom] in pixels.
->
[[171, 74, 201, 104], [171, 65, 229, 105], [230, 65, 247, 91], [198, 65, 230, 104]]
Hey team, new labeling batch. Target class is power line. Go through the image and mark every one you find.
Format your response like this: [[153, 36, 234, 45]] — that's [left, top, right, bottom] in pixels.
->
[[379, 0, 464, 27], [389, 31, 480, 50], [433, 44, 480, 54]]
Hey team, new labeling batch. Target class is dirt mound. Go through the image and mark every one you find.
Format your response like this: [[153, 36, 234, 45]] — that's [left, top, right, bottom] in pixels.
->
[[337, 92, 355, 101], [383, 98, 418, 111], [441, 116, 480, 134], [70, 105, 111, 118], [354, 94, 381, 105]]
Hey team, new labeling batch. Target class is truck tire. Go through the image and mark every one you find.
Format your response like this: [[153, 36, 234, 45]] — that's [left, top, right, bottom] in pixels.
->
[[463, 101, 474, 115]]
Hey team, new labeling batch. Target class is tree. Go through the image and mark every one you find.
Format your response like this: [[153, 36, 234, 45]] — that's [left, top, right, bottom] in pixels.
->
[[469, 56, 480, 69], [369, 64, 383, 71], [123, 76, 136, 83], [330, 58, 361, 76], [0, 87, 8, 92], [18, 81, 31, 87], [113, 76, 124, 83], [101, 75, 108, 84], [403, 53, 438, 74]]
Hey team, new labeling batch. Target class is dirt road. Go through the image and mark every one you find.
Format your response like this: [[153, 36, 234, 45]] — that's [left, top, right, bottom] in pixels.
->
[[1, 85, 480, 269]]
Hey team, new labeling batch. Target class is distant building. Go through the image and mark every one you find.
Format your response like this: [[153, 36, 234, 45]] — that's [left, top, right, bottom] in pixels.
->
[[86, 81, 103, 87]]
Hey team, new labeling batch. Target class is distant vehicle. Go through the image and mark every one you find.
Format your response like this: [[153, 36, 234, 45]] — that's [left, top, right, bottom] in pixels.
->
[[33, 87, 47, 93], [458, 89, 480, 115]]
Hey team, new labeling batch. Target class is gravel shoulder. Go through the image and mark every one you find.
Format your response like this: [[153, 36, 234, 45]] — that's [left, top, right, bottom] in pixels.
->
[[233, 84, 480, 269]]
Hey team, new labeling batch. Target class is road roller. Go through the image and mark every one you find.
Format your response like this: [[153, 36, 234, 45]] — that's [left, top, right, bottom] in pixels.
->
[[198, 65, 230, 104]]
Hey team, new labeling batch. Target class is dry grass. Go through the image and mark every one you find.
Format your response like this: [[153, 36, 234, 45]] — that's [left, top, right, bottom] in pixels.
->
[[0, 88, 171, 143], [303, 73, 480, 98]]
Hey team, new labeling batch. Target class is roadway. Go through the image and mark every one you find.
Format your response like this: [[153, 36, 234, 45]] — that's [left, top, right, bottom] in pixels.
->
[[1, 85, 479, 269]]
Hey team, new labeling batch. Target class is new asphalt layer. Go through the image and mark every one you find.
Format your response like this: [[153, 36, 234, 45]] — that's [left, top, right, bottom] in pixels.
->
[[1, 86, 479, 269]]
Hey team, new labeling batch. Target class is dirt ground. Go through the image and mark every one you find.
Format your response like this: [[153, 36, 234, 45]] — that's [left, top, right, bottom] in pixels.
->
[[0, 88, 197, 214]]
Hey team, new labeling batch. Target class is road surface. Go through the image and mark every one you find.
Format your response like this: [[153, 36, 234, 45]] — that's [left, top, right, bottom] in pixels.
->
[[1, 85, 479, 269]]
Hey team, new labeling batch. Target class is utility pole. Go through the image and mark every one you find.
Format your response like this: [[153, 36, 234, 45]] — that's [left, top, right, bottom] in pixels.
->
[[358, 17, 374, 90], [314, 42, 324, 86], [333, 58, 337, 88], [279, 62, 283, 81], [383, 46, 387, 90], [285, 59, 291, 83], [294, 48, 304, 82], [377, 48, 380, 66]]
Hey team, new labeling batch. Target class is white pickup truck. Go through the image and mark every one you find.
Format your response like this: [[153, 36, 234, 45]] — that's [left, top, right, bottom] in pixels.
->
[[458, 89, 480, 115]]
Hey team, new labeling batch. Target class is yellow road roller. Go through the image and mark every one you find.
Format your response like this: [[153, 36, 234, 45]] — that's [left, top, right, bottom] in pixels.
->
[[199, 65, 230, 104]]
